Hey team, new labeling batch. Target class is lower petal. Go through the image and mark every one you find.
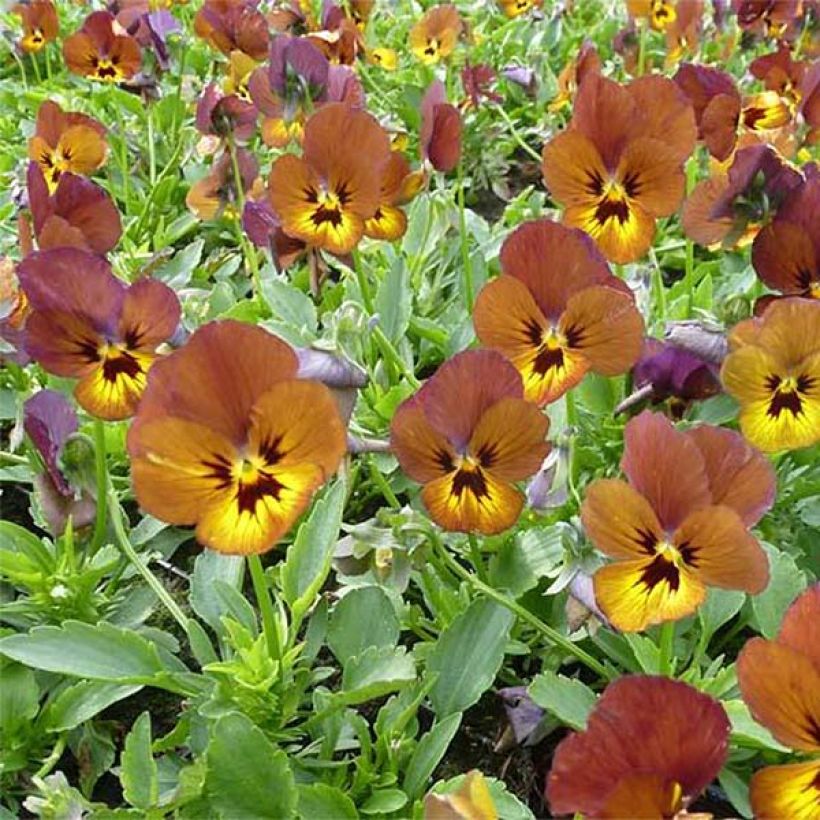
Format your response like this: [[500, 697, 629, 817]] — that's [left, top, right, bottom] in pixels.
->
[[599, 775, 684, 819], [74, 350, 154, 421], [750, 761, 820, 820], [593, 558, 706, 632], [363, 205, 407, 241], [564, 199, 655, 265], [422, 469, 524, 535]]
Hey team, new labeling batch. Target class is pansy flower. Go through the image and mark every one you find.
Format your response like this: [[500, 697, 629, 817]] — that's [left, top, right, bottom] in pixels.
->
[[497, 0, 542, 18], [391, 350, 550, 535], [674, 63, 792, 162], [114, 1, 181, 71], [420, 81, 462, 174], [0, 257, 30, 366], [13, 0, 59, 54], [752, 169, 820, 309], [28, 101, 108, 193], [18, 248, 180, 421], [268, 103, 391, 255], [195, 79, 258, 145], [663, 0, 705, 66], [733, 0, 803, 40], [27, 162, 122, 255], [242, 198, 307, 271], [461, 64, 503, 110], [187, 148, 261, 221], [473, 220, 644, 406], [542, 72, 696, 263], [194, 0, 269, 60], [127, 321, 346, 555], [721, 298, 820, 453], [682, 144, 802, 248], [737, 584, 820, 820], [408, 5, 462, 65], [63, 11, 142, 83], [581, 411, 772, 631], [363, 153, 423, 241], [548, 42, 600, 113], [546, 675, 731, 817], [368, 47, 398, 71], [307, 17, 362, 65], [626, 0, 678, 30]]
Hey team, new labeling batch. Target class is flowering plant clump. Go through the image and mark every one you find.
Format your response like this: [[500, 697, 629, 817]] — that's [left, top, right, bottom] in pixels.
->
[[0, 1, 817, 817]]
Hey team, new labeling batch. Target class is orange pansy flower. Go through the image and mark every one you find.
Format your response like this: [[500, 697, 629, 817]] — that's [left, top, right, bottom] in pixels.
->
[[363, 153, 422, 241], [473, 220, 644, 406], [187, 148, 261, 221], [63, 11, 142, 82], [542, 72, 696, 264], [128, 321, 346, 555], [408, 5, 462, 65], [194, 0, 269, 60], [497, 0, 542, 18], [548, 42, 601, 113], [626, 0, 678, 30], [18, 248, 179, 421], [28, 101, 108, 193], [391, 350, 550, 535], [268, 103, 391, 255], [546, 675, 730, 817], [13, 0, 59, 53], [721, 298, 820, 453], [738, 584, 820, 819], [581, 411, 772, 632]]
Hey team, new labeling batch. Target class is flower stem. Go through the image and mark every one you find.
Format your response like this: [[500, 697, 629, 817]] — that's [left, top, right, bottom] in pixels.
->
[[494, 104, 542, 163], [247, 554, 285, 680], [372, 325, 420, 389], [467, 533, 488, 582], [90, 420, 109, 554], [637, 21, 648, 76], [684, 156, 698, 317], [147, 104, 157, 186], [431, 532, 612, 680], [368, 455, 400, 509], [456, 161, 474, 312], [657, 620, 676, 676], [108, 489, 189, 632], [226, 135, 263, 301], [352, 248, 375, 314], [564, 390, 582, 507]]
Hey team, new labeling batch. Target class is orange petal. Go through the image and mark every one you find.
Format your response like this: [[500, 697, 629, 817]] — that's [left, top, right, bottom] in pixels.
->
[[620, 411, 711, 531], [750, 761, 820, 820], [701, 93, 741, 161], [542, 130, 609, 210], [467, 397, 550, 481], [627, 75, 697, 163], [777, 583, 820, 670], [615, 137, 686, 217], [391, 399, 458, 484], [593, 558, 706, 631], [74, 349, 153, 421], [752, 221, 819, 297], [59, 125, 108, 175], [581, 478, 664, 559], [118, 279, 180, 353], [422, 468, 524, 535], [363, 204, 407, 241], [737, 638, 820, 752], [599, 775, 684, 819], [673, 505, 769, 593], [682, 176, 734, 247], [559, 285, 644, 376], [754, 298, 820, 370], [686, 425, 776, 526]]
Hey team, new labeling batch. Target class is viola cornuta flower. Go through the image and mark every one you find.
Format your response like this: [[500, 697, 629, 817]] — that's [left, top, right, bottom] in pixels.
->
[[127, 321, 347, 555], [581, 411, 773, 631], [18, 248, 180, 421], [63, 11, 142, 83], [408, 4, 462, 65], [546, 675, 731, 817], [13, 0, 59, 54], [391, 349, 550, 535], [738, 583, 820, 819], [473, 219, 644, 406]]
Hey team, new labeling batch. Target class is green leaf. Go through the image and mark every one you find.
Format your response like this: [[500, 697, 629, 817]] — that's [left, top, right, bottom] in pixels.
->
[[724, 699, 788, 752], [719, 767, 752, 819], [0, 521, 53, 573], [699, 589, 746, 643], [282, 480, 346, 618], [375, 261, 411, 343], [42, 681, 142, 732], [120, 712, 158, 810], [328, 586, 400, 663], [297, 784, 357, 820], [0, 621, 182, 682], [205, 713, 297, 819], [360, 789, 408, 815], [154, 239, 203, 288], [751, 545, 806, 639], [488, 527, 564, 597], [341, 645, 416, 704], [190, 551, 245, 632], [403, 713, 462, 799], [0, 662, 39, 734], [528, 671, 597, 730], [427, 599, 514, 717]]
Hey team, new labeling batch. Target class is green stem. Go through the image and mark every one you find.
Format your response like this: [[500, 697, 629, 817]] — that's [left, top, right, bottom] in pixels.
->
[[247, 554, 284, 678], [564, 391, 582, 507], [34, 735, 66, 779], [368, 456, 400, 509], [352, 248, 375, 314], [637, 21, 648, 76], [467, 533, 487, 583], [372, 325, 420, 388], [227, 136, 263, 299], [494, 104, 542, 162], [116, 112, 131, 216], [30, 52, 42, 83], [658, 620, 675, 676], [147, 104, 157, 185], [44, 46, 52, 82], [684, 156, 697, 317], [432, 532, 611, 680], [108, 489, 189, 631], [90, 420, 109, 554], [456, 162, 474, 311]]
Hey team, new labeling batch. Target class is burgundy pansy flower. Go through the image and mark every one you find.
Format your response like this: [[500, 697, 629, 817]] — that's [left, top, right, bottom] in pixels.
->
[[633, 337, 722, 406], [18, 248, 180, 421], [461, 63, 502, 109], [420, 80, 462, 173], [194, 0, 269, 60], [195, 82, 258, 144]]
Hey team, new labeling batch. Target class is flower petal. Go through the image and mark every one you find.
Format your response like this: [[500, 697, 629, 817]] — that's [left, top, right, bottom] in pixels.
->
[[750, 761, 820, 820], [542, 131, 610, 209], [118, 279, 180, 352], [599, 775, 684, 819], [391, 398, 458, 484], [74, 349, 153, 420], [778, 583, 820, 670], [615, 137, 686, 217]]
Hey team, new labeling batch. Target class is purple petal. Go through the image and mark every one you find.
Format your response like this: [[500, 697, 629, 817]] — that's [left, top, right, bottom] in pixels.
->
[[24, 390, 78, 497], [288, 39, 329, 92], [498, 687, 545, 745], [196, 84, 222, 135], [242, 199, 280, 248]]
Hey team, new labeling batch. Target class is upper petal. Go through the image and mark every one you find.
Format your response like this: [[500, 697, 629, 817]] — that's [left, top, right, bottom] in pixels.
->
[[778, 583, 820, 669]]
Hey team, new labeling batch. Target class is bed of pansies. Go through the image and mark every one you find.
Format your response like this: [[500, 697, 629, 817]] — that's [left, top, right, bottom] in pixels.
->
[[0, 0, 818, 817]]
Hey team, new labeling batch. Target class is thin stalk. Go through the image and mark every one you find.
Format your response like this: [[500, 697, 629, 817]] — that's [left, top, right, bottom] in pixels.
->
[[352, 248, 375, 314], [11, 48, 28, 89], [372, 325, 420, 388], [494, 104, 542, 162], [684, 156, 697, 316], [432, 532, 612, 680], [44, 46, 52, 82], [227, 136, 263, 299], [30, 52, 42, 83], [467, 533, 487, 583], [368, 456, 401, 509], [247, 554, 284, 681], [637, 21, 648, 76], [456, 161, 474, 312], [90, 420, 109, 554], [34, 735, 66, 779], [147, 104, 157, 185], [657, 620, 675, 676], [116, 112, 131, 216], [108, 489, 189, 631], [564, 390, 582, 507]]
